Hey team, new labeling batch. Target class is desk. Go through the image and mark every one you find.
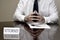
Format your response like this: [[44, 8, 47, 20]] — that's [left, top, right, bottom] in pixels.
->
[[0, 21, 44, 40], [0, 21, 59, 40]]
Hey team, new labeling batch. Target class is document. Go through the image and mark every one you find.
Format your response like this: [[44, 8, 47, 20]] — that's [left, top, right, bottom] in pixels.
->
[[28, 23, 51, 29]]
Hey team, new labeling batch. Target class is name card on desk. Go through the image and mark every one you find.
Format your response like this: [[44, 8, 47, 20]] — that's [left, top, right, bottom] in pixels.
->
[[3, 27, 20, 39]]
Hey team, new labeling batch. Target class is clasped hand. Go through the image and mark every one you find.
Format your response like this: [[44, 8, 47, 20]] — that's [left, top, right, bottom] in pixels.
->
[[24, 11, 45, 23]]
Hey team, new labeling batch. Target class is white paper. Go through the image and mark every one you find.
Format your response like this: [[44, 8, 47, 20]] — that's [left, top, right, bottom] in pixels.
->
[[28, 24, 51, 29]]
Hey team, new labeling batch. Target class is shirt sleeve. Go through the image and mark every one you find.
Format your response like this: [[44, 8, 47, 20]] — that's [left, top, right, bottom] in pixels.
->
[[13, 0, 25, 21], [44, 0, 59, 23]]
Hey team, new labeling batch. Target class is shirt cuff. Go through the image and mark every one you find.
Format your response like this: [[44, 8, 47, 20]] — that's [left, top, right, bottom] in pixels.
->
[[44, 16, 51, 23], [21, 16, 25, 21]]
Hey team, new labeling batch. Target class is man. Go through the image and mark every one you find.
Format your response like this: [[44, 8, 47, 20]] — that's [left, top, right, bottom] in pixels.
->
[[13, 0, 59, 40]]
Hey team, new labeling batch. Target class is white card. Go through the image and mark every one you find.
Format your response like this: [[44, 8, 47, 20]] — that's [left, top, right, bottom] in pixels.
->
[[3, 27, 20, 39]]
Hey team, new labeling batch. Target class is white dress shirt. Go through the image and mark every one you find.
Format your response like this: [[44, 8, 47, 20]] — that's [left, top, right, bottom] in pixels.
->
[[13, 0, 58, 27]]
